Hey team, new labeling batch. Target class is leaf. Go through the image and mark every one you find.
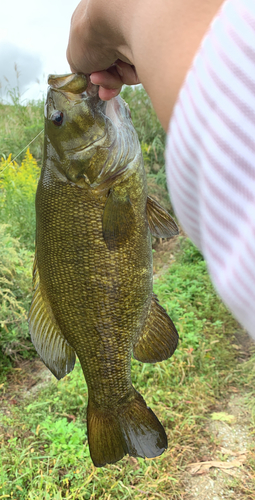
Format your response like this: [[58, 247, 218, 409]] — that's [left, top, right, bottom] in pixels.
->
[[187, 455, 247, 475], [210, 412, 236, 424]]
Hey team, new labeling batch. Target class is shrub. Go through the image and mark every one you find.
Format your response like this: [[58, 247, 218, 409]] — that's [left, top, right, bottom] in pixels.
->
[[0, 224, 35, 375], [0, 149, 40, 250], [0, 88, 44, 162], [121, 86, 170, 208]]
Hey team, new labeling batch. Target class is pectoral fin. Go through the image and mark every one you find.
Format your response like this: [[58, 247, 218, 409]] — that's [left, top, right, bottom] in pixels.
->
[[146, 196, 179, 238], [133, 293, 178, 363], [102, 189, 135, 251], [28, 254, 76, 380]]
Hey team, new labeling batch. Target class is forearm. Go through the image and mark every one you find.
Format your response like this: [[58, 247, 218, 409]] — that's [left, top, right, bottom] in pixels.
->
[[166, 0, 255, 338], [67, 0, 224, 130], [128, 0, 224, 129]]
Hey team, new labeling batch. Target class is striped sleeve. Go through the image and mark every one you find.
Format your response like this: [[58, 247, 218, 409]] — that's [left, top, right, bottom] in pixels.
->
[[166, 0, 255, 339]]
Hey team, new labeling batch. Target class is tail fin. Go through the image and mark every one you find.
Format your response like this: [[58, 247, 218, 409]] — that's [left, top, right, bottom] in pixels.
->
[[87, 389, 167, 467]]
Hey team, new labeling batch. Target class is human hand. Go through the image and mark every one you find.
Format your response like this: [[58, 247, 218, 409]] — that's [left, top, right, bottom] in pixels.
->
[[66, 0, 140, 100], [89, 61, 140, 100], [67, 0, 224, 128]]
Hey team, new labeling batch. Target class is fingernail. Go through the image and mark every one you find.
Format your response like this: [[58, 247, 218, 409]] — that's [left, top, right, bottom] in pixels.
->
[[90, 74, 97, 84]]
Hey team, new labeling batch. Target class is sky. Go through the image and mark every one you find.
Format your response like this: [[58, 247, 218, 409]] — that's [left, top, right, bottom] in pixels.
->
[[0, 0, 80, 103]]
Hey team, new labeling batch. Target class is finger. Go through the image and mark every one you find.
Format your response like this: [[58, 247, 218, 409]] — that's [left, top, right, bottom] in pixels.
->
[[98, 87, 121, 101], [90, 63, 140, 89], [90, 67, 123, 89], [115, 61, 140, 85]]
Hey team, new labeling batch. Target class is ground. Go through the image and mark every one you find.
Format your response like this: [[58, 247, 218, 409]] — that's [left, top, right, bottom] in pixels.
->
[[1, 236, 255, 499]]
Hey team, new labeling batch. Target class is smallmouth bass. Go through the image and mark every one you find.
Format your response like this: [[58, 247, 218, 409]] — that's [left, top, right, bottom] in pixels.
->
[[29, 73, 179, 467]]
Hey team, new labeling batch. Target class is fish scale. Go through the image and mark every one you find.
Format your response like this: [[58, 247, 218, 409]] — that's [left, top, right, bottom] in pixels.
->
[[36, 167, 151, 405], [29, 73, 179, 467]]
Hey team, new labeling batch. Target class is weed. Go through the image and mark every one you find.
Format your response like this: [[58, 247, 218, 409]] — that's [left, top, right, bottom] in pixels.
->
[[0, 224, 35, 378], [1, 88, 254, 499], [0, 86, 44, 162], [1, 239, 254, 499], [121, 86, 171, 212], [121, 86, 166, 172], [0, 149, 40, 249]]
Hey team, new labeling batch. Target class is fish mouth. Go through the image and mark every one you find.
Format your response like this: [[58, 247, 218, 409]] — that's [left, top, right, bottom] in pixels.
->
[[47, 73, 127, 129], [48, 73, 99, 98], [48, 73, 89, 94]]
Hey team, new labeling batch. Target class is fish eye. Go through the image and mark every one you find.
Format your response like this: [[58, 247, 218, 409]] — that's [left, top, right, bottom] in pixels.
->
[[51, 111, 64, 126]]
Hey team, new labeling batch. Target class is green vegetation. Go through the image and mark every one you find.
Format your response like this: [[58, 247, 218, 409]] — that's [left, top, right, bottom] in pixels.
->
[[0, 151, 40, 248], [0, 86, 172, 375], [121, 86, 166, 172], [0, 86, 44, 162], [1, 88, 255, 499], [122, 86, 171, 212], [1, 239, 255, 499], [0, 150, 39, 377], [0, 224, 35, 375]]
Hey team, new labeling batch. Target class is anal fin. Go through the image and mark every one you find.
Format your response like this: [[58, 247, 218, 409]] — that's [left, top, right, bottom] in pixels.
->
[[146, 196, 179, 238], [28, 254, 76, 380], [133, 293, 178, 363]]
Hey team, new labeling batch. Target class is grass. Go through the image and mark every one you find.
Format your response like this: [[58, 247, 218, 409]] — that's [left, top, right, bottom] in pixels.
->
[[0, 149, 40, 377], [0, 224, 35, 378], [0, 85, 44, 164], [0, 150, 40, 249], [1, 239, 254, 499], [0, 85, 255, 499], [0, 86, 173, 374], [121, 86, 171, 213]]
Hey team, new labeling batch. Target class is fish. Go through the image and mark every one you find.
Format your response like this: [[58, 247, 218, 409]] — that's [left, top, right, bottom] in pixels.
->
[[28, 73, 179, 467]]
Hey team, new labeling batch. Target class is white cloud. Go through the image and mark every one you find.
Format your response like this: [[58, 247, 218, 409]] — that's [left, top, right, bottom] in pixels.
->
[[0, 41, 42, 100], [0, 0, 80, 101]]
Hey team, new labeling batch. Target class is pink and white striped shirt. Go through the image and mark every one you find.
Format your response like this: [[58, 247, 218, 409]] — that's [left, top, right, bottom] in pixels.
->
[[166, 0, 255, 339]]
